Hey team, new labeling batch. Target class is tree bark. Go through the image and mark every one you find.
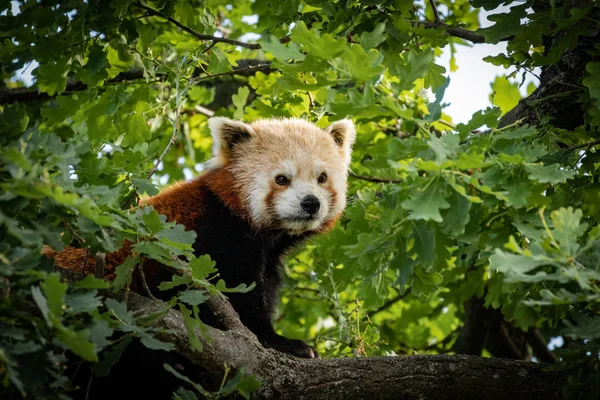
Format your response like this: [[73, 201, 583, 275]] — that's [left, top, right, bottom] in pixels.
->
[[123, 292, 569, 400]]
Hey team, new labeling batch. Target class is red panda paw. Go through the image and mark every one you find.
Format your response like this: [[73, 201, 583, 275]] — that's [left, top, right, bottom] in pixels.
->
[[260, 334, 319, 359]]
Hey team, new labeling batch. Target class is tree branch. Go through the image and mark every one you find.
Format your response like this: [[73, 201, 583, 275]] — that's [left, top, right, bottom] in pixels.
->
[[133, 2, 262, 50], [0, 69, 145, 105], [195, 63, 275, 81], [0, 63, 274, 105], [134, 292, 568, 400], [524, 329, 557, 363], [133, 2, 291, 52], [349, 171, 403, 184], [428, 0, 441, 23], [413, 20, 487, 44], [367, 289, 411, 319], [146, 76, 183, 179], [561, 139, 600, 154], [57, 269, 573, 399]]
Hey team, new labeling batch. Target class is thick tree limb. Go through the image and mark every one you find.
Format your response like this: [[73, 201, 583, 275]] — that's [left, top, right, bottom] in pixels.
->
[[498, 33, 595, 129], [125, 292, 569, 400]]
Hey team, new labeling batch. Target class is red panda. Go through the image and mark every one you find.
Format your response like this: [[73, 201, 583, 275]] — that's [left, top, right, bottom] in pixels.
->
[[46, 117, 356, 358]]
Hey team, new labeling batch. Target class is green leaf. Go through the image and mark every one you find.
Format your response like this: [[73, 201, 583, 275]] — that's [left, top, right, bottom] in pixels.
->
[[66, 290, 102, 313], [490, 76, 521, 115], [142, 209, 164, 234], [105, 298, 134, 325], [442, 191, 471, 236], [179, 305, 204, 352], [113, 256, 138, 291], [219, 369, 263, 399], [207, 48, 231, 74], [110, 0, 134, 17], [402, 178, 451, 222], [94, 336, 132, 377], [489, 249, 550, 275], [178, 290, 209, 306], [563, 317, 600, 339], [426, 77, 450, 122], [427, 133, 460, 163], [159, 274, 192, 291], [339, 46, 385, 82], [190, 254, 217, 281], [232, 86, 250, 120], [41, 274, 67, 318], [260, 34, 305, 60], [72, 275, 110, 290], [31, 286, 51, 327], [164, 363, 209, 396], [121, 113, 151, 147], [477, 5, 527, 44], [550, 207, 586, 257], [36, 58, 70, 95], [215, 279, 255, 293], [155, 223, 196, 248], [390, 49, 434, 91], [360, 23, 387, 50], [132, 178, 159, 196], [525, 164, 575, 184], [55, 327, 98, 362], [79, 44, 110, 87], [456, 107, 501, 140], [290, 21, 346, 59], [583, 62, 600, 102], [495, 125, 537, 141], [139, 331, 174, 351]]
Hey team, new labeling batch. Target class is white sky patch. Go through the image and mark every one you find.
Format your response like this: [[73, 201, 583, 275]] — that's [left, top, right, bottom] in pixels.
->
[[547, 336, 564, 350], [237, 32, 261, 43], [183, 167, 193, 181], [241, 14, 259, 25], [12, 60, 37, 87], [438, 6, 540, 124]]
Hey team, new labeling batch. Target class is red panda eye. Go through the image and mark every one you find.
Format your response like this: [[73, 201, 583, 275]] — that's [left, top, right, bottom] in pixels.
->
[[275, 175, 290, 186], [318, 172, 328, 184]]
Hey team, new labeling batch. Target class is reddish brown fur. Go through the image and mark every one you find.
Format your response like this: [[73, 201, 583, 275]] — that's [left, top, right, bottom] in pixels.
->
[[46, 166, 342, 278]]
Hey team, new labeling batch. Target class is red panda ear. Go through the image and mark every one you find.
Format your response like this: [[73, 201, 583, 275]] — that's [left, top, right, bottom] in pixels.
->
[[208, 117, 255, 157], [325, 119, 356, 164]]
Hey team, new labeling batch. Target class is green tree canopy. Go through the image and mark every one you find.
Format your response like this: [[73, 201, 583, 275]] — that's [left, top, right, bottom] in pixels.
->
[[1, 0, 599, 398]]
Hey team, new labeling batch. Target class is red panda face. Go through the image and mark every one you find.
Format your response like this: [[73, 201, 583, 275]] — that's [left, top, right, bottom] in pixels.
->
[[207, 118, 356, 234]]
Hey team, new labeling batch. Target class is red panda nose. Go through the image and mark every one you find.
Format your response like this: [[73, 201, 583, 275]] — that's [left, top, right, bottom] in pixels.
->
[[301, 195, 320, 215]]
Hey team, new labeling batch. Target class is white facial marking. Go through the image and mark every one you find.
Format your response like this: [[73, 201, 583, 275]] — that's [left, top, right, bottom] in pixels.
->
[[212, 118, 355, 234]]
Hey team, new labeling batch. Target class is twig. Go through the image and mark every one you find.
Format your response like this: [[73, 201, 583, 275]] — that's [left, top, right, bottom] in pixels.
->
[[146, 76, 184, 179], [94, 252, 105, 279], [524, 329, 556, 363], [499, 323, 524, 359], [81, 248, 89, 273], [133, 2, 290, 52], [194, 105, 215, 117], [412, 20, 487, 44], [428, 0, 441, 23], [306, 91, 314, 110], [138, 264, 158, 301], [196, 63, 275, 81], [561, 139, 600, 154], [349, 171, 403, 184], [134, 2, 262, 50], [367, 289, 411, 318]]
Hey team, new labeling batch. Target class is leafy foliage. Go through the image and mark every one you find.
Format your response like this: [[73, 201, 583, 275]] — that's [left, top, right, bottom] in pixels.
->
[[1, 0, 599, 398]]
